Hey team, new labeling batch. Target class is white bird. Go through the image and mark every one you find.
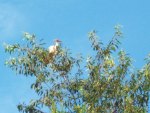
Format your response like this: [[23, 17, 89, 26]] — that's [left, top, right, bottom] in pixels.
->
[[48, 39, 61, 55]]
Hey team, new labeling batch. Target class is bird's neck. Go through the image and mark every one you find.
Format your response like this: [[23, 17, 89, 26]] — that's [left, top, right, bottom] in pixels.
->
[[55, 42, 60, 47]]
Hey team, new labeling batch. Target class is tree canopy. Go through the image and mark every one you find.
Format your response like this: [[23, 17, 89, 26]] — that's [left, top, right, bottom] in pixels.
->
[[4, 26, 150, 113]]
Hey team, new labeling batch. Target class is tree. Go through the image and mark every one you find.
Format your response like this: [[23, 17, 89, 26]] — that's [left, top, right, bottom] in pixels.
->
[[4, 25, 150, 113]]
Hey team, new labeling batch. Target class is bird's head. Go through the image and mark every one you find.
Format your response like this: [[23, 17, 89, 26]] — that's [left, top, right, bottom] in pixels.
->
[[54, 39, 61, 43]]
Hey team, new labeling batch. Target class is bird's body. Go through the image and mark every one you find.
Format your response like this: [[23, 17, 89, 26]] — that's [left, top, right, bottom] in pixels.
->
[[48, 45, 57, 55]]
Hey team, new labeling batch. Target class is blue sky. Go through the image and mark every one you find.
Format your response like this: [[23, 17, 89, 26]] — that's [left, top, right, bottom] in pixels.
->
[[0, 0, 150, 113]]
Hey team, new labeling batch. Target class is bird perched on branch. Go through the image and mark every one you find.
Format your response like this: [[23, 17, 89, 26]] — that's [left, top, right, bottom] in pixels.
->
[[48, 39, 61, 55], [40, 39, 62, 65]]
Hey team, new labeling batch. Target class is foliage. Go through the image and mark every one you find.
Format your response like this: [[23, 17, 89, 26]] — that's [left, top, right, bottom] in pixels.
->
[[4, 26, 150, 113]]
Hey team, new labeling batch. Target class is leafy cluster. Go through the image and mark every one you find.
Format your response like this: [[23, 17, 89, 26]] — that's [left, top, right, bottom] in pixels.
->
[[4, 26, 150, 113]]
